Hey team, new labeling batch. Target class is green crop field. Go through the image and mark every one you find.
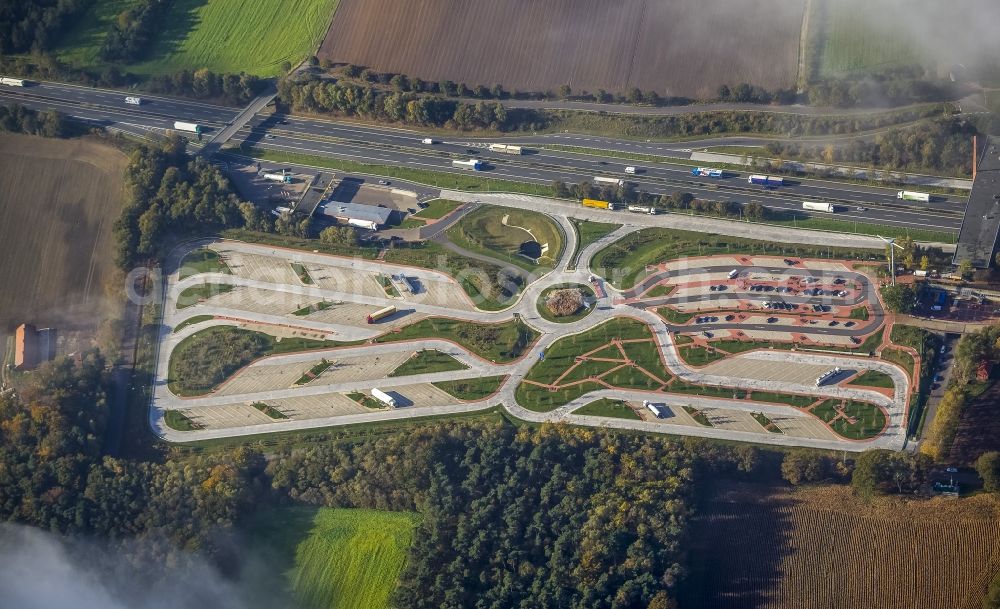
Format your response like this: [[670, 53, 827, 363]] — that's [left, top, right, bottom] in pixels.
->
[[56, 0, 341, 76], [241, 506, 418, 609], [816, 0, 921, 78]]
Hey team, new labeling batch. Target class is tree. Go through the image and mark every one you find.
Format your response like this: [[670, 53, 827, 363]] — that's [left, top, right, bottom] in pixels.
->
[[958, 259, 973, 279], [320, 225, 358, 247], [557, 84, 572, 99], [880, 284, 916, 314], [976, 452, 1000, 493], [852, 450, 930, 497], [781, 450, 828, 485], [920, 255, 930, 271]]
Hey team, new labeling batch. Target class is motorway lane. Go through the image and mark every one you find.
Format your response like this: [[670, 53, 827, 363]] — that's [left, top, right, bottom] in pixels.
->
[[242, 128, 962, 233], [0, 83, 963, 233], [247, 113, 967, 210]]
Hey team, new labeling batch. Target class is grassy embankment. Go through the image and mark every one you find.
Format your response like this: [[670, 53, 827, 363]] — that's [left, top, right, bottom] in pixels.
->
[[432, 376, 506, 401], [447, 206, 565, 271]]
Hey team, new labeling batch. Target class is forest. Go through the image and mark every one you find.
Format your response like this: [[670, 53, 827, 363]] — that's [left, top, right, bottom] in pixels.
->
[[0, 0, 90, 54]]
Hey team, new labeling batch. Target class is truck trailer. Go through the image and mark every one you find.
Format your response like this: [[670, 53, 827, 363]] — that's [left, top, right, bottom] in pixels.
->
[[0, 77, 26, 87], [748, 174, 784, 187], [452, 159, 484, 170], [488, 143, 523, 155], [124, 96, 142, 105], [371, 388, 397, 408], [173, 121, 202, 134], [594, 176, 625, 187], [582, 198, 617, 210], [262, 172, 292, 184], [802, 201, 835, 213], [644, 401, 666, 419], [692, 167, 723, 178], [897, 190, 931, 203], [367, 305, 397, 324], [627, 205, 657, 215]]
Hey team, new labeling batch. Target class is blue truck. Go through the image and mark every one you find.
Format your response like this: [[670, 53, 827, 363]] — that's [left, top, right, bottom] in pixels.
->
[[691, 167, 723, 178]]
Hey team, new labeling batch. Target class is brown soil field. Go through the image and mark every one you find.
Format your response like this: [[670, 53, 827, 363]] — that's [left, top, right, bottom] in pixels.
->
[[680, 483, 1000, 609], [319, 0, 805, 99], [947, 380, 1000, 465], [0, 134, 126, 333]]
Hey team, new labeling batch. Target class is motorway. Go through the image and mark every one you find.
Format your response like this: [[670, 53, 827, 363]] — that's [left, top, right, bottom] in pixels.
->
[[0, 80, 966, 235]]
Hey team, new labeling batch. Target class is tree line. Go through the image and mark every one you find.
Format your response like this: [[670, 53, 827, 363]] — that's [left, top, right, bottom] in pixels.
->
[[0, 0, 89, 54], [99, 0, 171, 62], [0, 103, 66, 137]]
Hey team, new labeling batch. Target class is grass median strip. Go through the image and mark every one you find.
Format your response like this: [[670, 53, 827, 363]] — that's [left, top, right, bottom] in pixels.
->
[[295, 359, 334, 385], [347, 391, 386, 410], [569, 218, 620, 269], [179, 248, 231, 280], [177, 283, 234, 308], [388, 350, 469, 377], [575, 398, 642, 420], [374, 317, 538, 363], [433, 376, 506, 401], [252, 401, 289, 419], [291, 262, 314, 285]]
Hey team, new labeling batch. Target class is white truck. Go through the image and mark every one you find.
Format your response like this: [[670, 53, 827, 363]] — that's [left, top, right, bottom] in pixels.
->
[[897, 190, 931, 203], [262, 172, 292, 184], [172, 121, 202, 134], [624, 166, 638, 174], [371, 388, 397, 408], [488, 143, 523, 155], [802, 201, 835, 213], [594, 176, 625, 187], [627, 205, 657, 215], [452, 159, 484, 170], [421, 138, 436, 144], [124, 96, 142, 105], [0, 77, 26, 87]]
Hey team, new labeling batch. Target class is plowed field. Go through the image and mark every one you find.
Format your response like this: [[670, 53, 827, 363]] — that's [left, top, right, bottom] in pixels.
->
[[319, 0, 805, 99], [0, 134, 126, 332], [680, 483, 1000, 609]]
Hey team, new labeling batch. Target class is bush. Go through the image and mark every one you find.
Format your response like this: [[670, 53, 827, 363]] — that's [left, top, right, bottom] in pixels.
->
[[781, 450, 830, 485], [977, 452, 1000, 493]]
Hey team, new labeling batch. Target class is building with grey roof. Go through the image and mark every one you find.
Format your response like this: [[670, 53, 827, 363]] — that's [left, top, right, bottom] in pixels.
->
[[954, 136, 1000, 269], [319, 200, 393, 231]]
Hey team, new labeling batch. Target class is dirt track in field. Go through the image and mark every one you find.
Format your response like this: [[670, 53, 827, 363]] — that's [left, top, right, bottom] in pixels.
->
[[0, 134, 126, 332], [320, 0, 805, 99]]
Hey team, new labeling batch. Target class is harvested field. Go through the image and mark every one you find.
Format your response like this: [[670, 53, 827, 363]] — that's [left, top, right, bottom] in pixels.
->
[[0, 134, 126, 332], [320, 0, 805, 99], [680, 483, 1000, 609]]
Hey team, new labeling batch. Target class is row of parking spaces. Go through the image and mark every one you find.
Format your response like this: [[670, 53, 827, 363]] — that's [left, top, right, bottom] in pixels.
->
[[306, 302, 427, 330], [217, 351, 417, 397], [701, 357, 837, 386], [631, 401, 838, 441], [220, 250, 302, 284], [196, 286, 305, 317], [179, 402, 281, 430]]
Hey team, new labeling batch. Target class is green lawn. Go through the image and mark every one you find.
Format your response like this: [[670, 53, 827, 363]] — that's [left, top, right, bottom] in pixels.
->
[[849, 306, 870, 320], [240, 507, 418, 609], [644, 284, 675, 298], [292, 262, 314, 284], [164, 410, 198, 431], [432, 376, 506, 401], [56, 0, 341, 77], [374, 317, 538, 363], [747, 391, 817, 408], [811, 399, 887, 440], [447, 206, 565, 271], [568, 218, 620, 269], [173, 314, 213, 333], [575, 398, 642, 420], [592, 227, 882, 289], [536, 284, 596, 323], [850, 369, 895, 389], [414, 199, 463, 220], [678, 345, 726, 367], [179, 248, 230, 279], [177, 283, 234, 308], [881, 347, 915, 378], [658, 307, 693, 324], [388, 350, 469, 377]]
